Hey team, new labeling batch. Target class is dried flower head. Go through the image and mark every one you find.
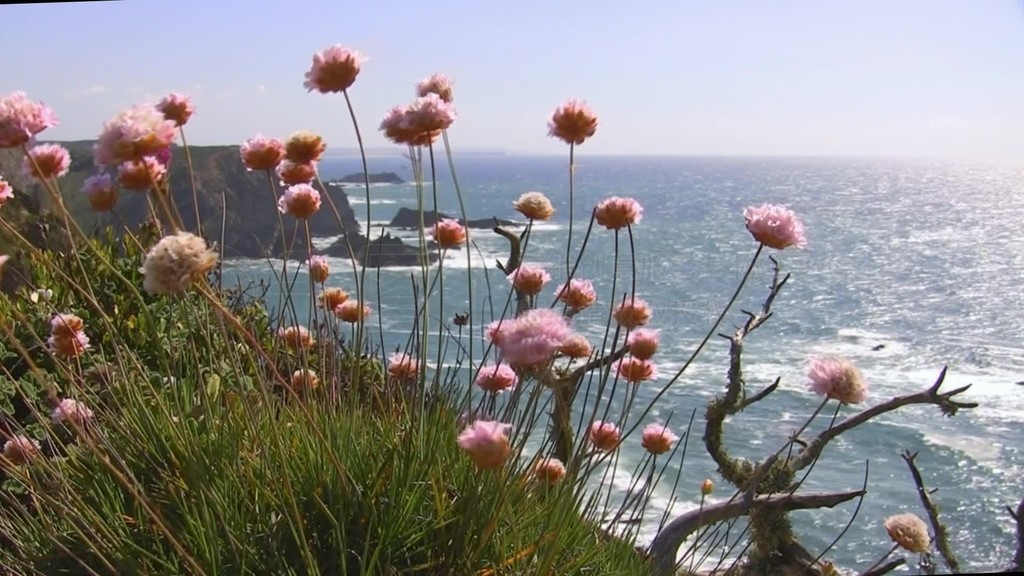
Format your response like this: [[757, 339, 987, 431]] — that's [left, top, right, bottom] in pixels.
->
[[335, 300, 371, 323], [588, 421, 621, 452], [432, 218, 467, 249], [289, 369, 320, 391], [474, 363, 518, 393], [140, 231, 218, 295], [627, 329, 660, 360], [507, 263, 551, 297], [277, 325, 315, 350], [304, 45, 367, 93], [278, 183, 322, 219], [157, 93, 194, 127], [82, 173, 118, 212], [530, 457, 567, 486], [94, 104, 177, 166], [808, 356, 868, 405], [743, 204, 807, 250], [2, 435, 40, 466], [548, 99, 597, 145], [307, 255, 329, 283], [22, 143, 70, 182], [284, 131, 326, 164], [277, 160, 317, 186], [48, 313, 90, 358], [457, 420, 512, 470], [319, 287, 349, 311], [0, 91, 58, 148], [52, 398, 93, 428], [554, 278, 597, 312], [496, 307, 572, 367], [595, 196, 643, 230], [241, 134, 286, 171], [701, 478, 715, 496], [513, 191, 555, 221], [117, 156, 167, 191], [884, 513, 931, 553], [387, 352, 421, 384], [613, 297, 652, 329], [615, 357, 658, 384], [416, 73, 454, 103], [558, 333, 592, 359], [641, 423, 678, 455]]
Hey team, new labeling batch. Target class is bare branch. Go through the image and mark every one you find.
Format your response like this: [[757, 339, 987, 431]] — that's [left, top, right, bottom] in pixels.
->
[[648, 489, 865, 575], [1009, 498, 1024, 572], [900, 450, 961, 573], [860, 558, 906, 576], [791, 367, 977, 470], [492, 226, 520, 274], [739, 377, 780, 411]]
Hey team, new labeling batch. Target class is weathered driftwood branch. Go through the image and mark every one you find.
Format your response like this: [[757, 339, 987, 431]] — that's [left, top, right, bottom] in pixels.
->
[[901, 450, 961, 573], [1007, 498, 1024, 572], [493, 225, 521, 275], [860, 558, 906, 576], [790, 366, 977, 470], [648, 489, 864, 575]]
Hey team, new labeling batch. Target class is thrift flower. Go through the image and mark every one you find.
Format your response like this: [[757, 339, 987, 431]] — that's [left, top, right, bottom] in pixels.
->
[[627, 329, 660, 360], [157, 93, 194, 127], [615, 357, 658, 384], [117, 157, 166, 191], [379, 94, 457, 147], [335, 300, 371, 323], [241, 134, 285, 171], [808, 356, 868, 405], [22, 143, 70, 181], [93, 104, 177, 166], [474, 363, 518, 393], [277, 160, 317, 185], [595, 196, 643, 230], [743, 204, 807, 250], [319, 287, 349, 311], [641, 423, 678, 455], [277, 326, 315, 350], [0, 179, 12, 206], [513, 191, 555, 221], [548, 99, 597, 145], [558, 333, 592, 359], [884, 513, 931, 553], [701, 478, 715, 496], [1, 435, 40, 466], [304, 45, 366, 93], [82, 173, 118, 211], [278, 183, 322, 219], [0, 91, 58, 148], [284, 131, 326, 164], [588, 421, 621, 452], [457, 420, 512, 470], [496, 307, 572, 366], [531, 457, 567, 486], [140, 231, 218, 295], [485, 319, 508, 346], [554, 278, 597, 312], [432, 218, 467, 249], [613, 297, 652, 329], [48, 313, 89, 358], [507, 263, 551, 296], [289, 369, 320, 390], [308, 255, 329, 283], [416, 72, 454, 103], [387, 352, 421, 383], [52, 398, 93, 428]]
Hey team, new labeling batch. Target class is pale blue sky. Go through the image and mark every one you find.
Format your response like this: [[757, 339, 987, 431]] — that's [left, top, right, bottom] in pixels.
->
[[3, 0, 1023, 161]]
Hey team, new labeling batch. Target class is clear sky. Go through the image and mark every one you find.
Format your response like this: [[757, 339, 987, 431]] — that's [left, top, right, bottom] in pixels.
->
[[3, 0, 1024, 161]]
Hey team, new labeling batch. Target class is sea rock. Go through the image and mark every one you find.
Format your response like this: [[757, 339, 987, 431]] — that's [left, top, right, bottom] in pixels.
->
[[388, 207, 520, 230], [321, 232, 439, 268], [329, 171, 405, 185]]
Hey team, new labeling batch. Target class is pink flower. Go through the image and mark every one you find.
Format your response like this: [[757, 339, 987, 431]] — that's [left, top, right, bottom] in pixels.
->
[[153, 146, 172, 167], [641, 423, 678, 455], [588, 421, 621, 452], [416, 73, 454, 103], [485, 319, 509, 347], [117, 157, 166, 191], [595, 196, 643, 230], [743, 204, 807, 250], [304, 45, 367, 93], [613, 297, 652, 329], [548, 99, 597, 145], [0, 179, 12, 206], [554, 278, 597, 312], [22, 143, 70, 182], [157, 93, 194, 127], [808, 356, 868, 405], [433, 218, 467, 249], [47, 313, 89, 358], [277, 160, 317, 186], [277, 325, 314, 350], [627, 329, 660, 360], [513, 191, 555, 220], [93, 104, 177, 167], [379, 94, 457, 147], [530, 457, 567, 486], [284, 131, 326, 164], [474, 363, 518, 393], [308, 255, 329, 283], [1, 435, 40, 466], [558, 333, 592, 359], [52, 398, 94, 428], [615, 357, 658, 383], [278, 183, 322, 219], [457, 420, 512, 470], [241, 134, 286, 171], [507, 263, 551, 297], [496, 308, 572, 367], [387, 352, 421, 383], [335, 300, 371, 323], [0, 91, 58, 148]]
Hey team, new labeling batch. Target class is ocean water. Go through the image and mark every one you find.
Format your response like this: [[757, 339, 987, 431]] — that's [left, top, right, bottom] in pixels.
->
[[224, 154, 1024, 573]]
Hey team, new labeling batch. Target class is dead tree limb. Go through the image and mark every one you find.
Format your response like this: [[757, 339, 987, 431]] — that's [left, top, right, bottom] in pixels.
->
[[860, 558, 906, 576], [901, 450, 960, 573], [1007, 498, 1024, 572], [648, 489, 865, 575]]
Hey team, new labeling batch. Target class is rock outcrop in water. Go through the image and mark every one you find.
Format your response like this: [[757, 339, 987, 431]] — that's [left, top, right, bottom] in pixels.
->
[[328, 171, 405, 185], [387, 207, 521, 230]]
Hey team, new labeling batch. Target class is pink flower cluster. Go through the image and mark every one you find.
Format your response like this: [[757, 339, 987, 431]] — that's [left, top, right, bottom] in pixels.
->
[[387, 352, 421, 383], [48, 313, 89, 359], [241, 134, 286, 171], [278, 183, 321, 219], [554, 278, 598, 312], [808, 355, 868, 405], [0, 91, 58, 148], [548, 99, 597, 146], [379, 93, 457, 147], [595, 196, 643, 230], [507, 263, 551, 297], [474, 363, 518, 393], [457, 420, 512, 470], [743, 204, 806, 250], [93, 104, 177, 167], [416, 73, 454, 103], [22, 143, 70, 182], [491, 308, 573, 367], [52, 398, 93, 428], [304, 45, 367, 94]]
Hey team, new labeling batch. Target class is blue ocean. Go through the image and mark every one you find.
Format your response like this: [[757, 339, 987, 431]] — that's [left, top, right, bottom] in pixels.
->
[[224, 154, 1024, 573]]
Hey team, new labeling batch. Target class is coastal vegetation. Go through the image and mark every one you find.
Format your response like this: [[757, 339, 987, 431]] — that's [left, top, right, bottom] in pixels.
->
[[0, 46, 1020, 576]]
